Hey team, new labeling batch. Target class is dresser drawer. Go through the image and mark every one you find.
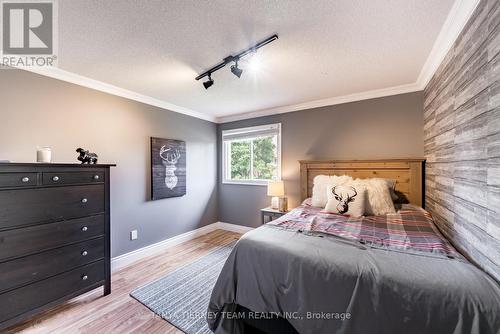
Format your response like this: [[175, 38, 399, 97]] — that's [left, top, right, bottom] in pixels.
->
[[0, 260, 104, 324], [0, 237, 104, 293], [0, 184, 104, 230], [42, 171, 104, 186], [0, 173, 38, 188], [0, 215, 104, 261]]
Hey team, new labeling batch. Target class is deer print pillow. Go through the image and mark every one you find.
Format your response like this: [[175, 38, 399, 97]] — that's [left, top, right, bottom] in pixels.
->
[[311, 175, 354, 207], [324, 184, 366, 217]]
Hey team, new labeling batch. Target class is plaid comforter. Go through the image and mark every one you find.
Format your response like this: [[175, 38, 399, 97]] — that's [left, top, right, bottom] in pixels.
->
[[267, 202, 463, 260]]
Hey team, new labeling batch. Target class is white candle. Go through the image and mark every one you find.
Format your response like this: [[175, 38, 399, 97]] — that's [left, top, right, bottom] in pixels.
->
[[37, 147, 52, 163]]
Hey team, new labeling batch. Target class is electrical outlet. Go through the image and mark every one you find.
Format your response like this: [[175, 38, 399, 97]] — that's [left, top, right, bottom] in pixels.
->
[[130, 230, 138, 240]]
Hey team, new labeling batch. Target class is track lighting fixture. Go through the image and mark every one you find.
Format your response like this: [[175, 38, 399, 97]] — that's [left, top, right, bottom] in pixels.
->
[[196, 34, 278, 89], [203, 74, 214, 89], [230, 61, 243, 78]]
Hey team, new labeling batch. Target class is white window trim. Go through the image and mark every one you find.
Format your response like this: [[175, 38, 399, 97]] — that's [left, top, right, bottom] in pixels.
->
[[222, 123, 282, 186]]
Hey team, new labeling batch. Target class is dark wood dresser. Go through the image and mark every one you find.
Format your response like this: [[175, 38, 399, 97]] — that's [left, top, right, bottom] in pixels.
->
[[0, 163, 114, 330]]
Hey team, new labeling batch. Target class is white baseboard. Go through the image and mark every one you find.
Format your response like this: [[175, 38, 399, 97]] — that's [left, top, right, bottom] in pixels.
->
[[111, 222, 254, 272]]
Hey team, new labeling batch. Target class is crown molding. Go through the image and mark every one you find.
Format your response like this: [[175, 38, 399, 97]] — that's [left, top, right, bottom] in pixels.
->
[[216, 82, 421, 123], [19, 66, 217, 123], [416, 0, 480, 89]]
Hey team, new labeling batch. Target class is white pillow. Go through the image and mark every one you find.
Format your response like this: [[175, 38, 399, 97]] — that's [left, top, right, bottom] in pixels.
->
[[325, 184, 366, 217], [352, 178, 396, 215], [311, 175, 353, 207]]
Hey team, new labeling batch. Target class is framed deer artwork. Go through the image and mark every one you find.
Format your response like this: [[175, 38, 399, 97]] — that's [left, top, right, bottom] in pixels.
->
[[150, 137, 186, 200]]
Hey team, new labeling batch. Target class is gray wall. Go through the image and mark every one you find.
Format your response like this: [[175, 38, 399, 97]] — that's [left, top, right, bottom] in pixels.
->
[[0, 69, 218, 257], [424, 0, 500, 281], [218, 92, 424, 227]]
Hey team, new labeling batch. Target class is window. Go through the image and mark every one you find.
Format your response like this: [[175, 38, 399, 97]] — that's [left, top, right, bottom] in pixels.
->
[[222, 123, 281, 185]]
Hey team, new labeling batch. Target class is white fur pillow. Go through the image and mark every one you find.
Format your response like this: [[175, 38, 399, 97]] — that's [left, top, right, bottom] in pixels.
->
[[311, 175, 353, 207], [325, 184, 366, 217], [353, 178, 396, 215]]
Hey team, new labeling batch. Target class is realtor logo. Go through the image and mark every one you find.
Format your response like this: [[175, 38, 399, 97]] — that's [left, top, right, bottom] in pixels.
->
[[1, 0, 57, 67]]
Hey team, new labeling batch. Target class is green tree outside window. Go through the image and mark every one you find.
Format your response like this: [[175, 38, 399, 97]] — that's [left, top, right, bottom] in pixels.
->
[[230, 141, 251, 179], [252, 136, 276, 179], [229, 136, 277, 180]]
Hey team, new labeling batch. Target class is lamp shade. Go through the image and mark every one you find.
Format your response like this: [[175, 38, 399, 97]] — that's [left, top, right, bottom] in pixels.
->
[[267, 180, 284, 197]]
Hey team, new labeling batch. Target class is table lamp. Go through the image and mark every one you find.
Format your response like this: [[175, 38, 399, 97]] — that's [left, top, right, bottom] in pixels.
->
[[267, 180, 287, 211]]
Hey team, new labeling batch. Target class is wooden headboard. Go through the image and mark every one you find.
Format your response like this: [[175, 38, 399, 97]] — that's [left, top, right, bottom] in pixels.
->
[[299, 159, 425, 207]]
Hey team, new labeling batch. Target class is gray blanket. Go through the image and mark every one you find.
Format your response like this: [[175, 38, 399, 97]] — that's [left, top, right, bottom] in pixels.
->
[[207, 226, 500, 334]]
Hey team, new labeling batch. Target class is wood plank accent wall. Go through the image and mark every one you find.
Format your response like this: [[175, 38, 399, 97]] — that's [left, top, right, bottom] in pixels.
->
[[424, 0, 500, 281]]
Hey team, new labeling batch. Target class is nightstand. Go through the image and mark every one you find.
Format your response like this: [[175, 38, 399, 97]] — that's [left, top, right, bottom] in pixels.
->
[[261, 207, 288, 224]]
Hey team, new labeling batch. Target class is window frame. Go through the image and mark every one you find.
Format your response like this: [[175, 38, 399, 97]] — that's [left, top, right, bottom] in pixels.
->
[[222, 123, 282, 186]]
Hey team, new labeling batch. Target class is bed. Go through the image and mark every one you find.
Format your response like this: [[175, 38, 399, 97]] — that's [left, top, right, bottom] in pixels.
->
[[207, 159, 500, 334]]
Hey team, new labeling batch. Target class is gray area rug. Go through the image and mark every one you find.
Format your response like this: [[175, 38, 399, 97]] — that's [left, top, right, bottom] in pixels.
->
[[130, 241, 236, 334]]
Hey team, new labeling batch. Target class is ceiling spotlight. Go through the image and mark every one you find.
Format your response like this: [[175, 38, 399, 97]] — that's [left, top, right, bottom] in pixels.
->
[[230, 62, 243, 78], [195, 34, 278, 89], [203, 74, 214, 89]]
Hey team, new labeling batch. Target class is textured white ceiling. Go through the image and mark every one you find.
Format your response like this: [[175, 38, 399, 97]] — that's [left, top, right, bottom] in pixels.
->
[[57, 0, 455, 120]]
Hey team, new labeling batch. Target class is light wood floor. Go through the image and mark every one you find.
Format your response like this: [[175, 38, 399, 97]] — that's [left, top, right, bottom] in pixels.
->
[[4, 230, 241, 334]]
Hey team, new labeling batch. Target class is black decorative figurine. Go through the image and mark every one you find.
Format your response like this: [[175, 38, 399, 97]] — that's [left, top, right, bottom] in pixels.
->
[[76, 148, 98, 164]]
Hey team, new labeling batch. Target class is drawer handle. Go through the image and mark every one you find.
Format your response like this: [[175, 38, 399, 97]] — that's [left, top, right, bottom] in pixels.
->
[[82, 275, 88, 281], [21, 177, 30, 183], [52, 176, 59, 182], [93, 175, 100, 180], [81, 226, 88, 232], [81, 198, 88, 203], [81, 250, 88, 256]]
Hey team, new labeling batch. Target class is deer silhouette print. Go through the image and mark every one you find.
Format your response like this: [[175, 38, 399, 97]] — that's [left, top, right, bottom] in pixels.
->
[[331, 186, 357, 214], [160, 145, 181, 190]]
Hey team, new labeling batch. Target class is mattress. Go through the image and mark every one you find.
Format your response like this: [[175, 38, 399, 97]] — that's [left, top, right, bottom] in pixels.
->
[[207, 204, 500, 334]]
